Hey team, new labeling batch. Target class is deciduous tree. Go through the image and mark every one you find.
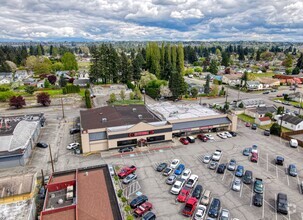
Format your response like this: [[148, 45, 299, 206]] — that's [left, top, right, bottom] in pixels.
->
[[9, 95, 26, 109], [37, 92, 51, 106]]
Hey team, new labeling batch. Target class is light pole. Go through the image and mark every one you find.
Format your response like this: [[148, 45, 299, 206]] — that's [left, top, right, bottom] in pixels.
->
[[61, 97, 65, 119], [299, 93, 302, 115], [48, 144, 55, 173]]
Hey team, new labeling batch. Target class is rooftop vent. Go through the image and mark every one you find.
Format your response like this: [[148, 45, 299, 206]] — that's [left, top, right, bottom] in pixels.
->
[[133, 108, 137, 112], [58, 199, 64, 204], [85, 172, 88, 176], [138, 114, 143, 119], [101, 118, 107, 123]]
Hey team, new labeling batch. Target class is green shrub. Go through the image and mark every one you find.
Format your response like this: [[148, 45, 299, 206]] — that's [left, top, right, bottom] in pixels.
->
[[126, 215, 134, 220], [126, 81, 135, 90], [114, 175, 119, 182], [62, 85, 80, 94], [0, 85, 10, 92], [117, 189, 123, 197], [121, 197, 127, 203], [85, 89, 92, 108], [0, 91, 15, 102]]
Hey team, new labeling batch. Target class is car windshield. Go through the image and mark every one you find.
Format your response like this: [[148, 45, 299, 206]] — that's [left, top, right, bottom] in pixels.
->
[[172, 160, 178, 165], [187, 179, 193, 184], [203, 195, 208, 199], [174, 183, 181, 189], [205, 156, 210, 159], [290, 167, 296, 172], [183, 172, 189, 176], [126, 175, 132, 180]]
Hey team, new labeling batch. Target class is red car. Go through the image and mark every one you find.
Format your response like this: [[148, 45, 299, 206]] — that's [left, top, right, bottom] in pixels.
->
[[182, 197, 198, 217], [118, 165, 137, 178], [180, 138, 189, 145], [133, 202, 152, 217], [245, 122, 251, 127], [177, 186, 191, 202], [251, 152, 258, 163], [197, 134, 208, 142]]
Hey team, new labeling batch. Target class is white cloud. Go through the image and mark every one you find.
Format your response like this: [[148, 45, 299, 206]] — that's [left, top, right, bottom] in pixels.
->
[[170, 8, 204, 19]]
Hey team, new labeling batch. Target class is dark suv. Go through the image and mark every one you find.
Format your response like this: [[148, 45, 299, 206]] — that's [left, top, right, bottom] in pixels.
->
[[243, 170, 253, 184], [36, 142, 48, 148], [70, 127, 80, 134], [275, 156, 284, 166], [277, 193, 288, 215], [208, 198, 221, 218], [130, 195, 148, 208], [192, 184, 203, 199]]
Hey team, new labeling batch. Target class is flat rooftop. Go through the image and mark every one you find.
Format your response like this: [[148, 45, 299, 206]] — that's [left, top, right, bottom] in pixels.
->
[[80, 105, 160, 130], [41, 165, 122, 220], [0, 199, 34, 220], [148, 102, 220, 121], [0, 173, 36, 198]]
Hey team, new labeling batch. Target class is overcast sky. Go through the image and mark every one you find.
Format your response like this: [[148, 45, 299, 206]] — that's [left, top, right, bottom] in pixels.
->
[[1, 0, 303, 41]]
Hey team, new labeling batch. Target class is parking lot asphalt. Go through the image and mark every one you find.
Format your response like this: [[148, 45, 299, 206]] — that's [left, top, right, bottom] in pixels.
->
[[103, 121, 303, 220]]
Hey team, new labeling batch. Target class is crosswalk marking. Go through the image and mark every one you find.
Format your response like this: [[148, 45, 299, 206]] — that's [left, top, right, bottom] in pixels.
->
[[123, 181, 141, 199]]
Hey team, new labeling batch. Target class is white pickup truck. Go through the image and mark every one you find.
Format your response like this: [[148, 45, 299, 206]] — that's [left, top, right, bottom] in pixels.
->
[[212, 150, 222, 161]]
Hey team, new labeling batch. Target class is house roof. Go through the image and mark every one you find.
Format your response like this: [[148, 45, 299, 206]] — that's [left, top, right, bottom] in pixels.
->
[[256, 106, 276, 114], [258, 77, 280, 85], [288, 92, 301, 99], [80, 105, 160, 130], [246, 81, 260, 86], [73, 79, 89, 85], [281, 114, 303, 125], [223, 74, 242, 80], [258, 117, 271, 122]]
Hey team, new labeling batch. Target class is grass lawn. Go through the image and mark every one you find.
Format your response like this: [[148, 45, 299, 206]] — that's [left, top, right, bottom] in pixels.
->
[[36, 89, 63, 96], [79, 89, 86, 98], [252, 72, 275, 78], [237, 114, 255, 123], [112, 100, 144, 105], [273, 97, 303, 108], [259, 123, 291, 132]]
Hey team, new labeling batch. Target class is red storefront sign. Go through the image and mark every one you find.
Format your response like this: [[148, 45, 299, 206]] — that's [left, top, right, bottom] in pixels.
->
[[128, 130, 154, 137]]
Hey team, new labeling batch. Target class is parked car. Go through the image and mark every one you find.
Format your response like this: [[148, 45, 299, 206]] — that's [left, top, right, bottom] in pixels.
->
[[219, 209, 230, 220], [217, 164, 226, 174], [130, 195, 148, 208], [108, 164, 115, 176], [251, 123, 257, 130], [69, 127, 80, 134], [289, 139, 298, 148], [156, 163, 168, 172], [277, 193, 288, 215], [166, 174, 177, 185], [170, 179, 185, 194], [122, 173, 137, 184], [251, 152, 258, 163], [118, 147, 133, 153], [243, 170, 253, 184], [39, 187, 46, 199], [118, 165, 137, 179], [197, 134, 208, 142], [242, 148, 251, 156], [251, 144, 258, 153], [163, 167, 173, 176], [223, 131, 232, 138], [263, 91, 270, 94], [36, 142, 48, 148], [212, 150, 222, 161], [133, 202, 152, 217], [253, 193, 263, 207], [235, 165, 244, 177], [229, 131, 237, 137], [170, 159, 180, 169], [254, 178, 264, 194], [192, 184, 203, 200], [67, 142, 80, 150], [180, 137, 189, 145], [194, 205, 207, 220], [208, 198, 221, 218], [182, 197, 198, 217], [232, 178, 242, 191], [185, 174, 199, 188], [274, 100, 282, 103], [174, 164, 185, 175], [203, 155, 212, 163], [275, 156, 284, 165], [142, 211, 156, 220], [177, 186, 191, 202], [205, 134, 214, 140], [227, 159, 236, 171], [276, 94, 283, 97], [217, 132, 227, 139], [288, 164, 298, 177], [264, 129, 270, 136], [181, 169, 192, 181], [245, 122, 251, 127], [187, 136, 195, 143], [200, 190, 211, 206], [209, 161, 218, 170]]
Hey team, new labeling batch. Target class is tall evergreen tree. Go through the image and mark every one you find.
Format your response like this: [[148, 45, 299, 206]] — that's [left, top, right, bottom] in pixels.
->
[[171, 45, 177, 71], [204, 74, 211, 94], [296, 53, 303, 69], [176, 44, 184, 74], [133, 52, 144, 81], [162, 44, 172, 80], [209, 60, 218, 74], [256, 50, 261, 61], [120, 52, 131, 83], [169, 70, 186, 99], [221, 52, 230, 67]]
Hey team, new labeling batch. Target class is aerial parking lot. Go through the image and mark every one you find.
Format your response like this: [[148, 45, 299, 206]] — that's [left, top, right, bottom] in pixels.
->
[[105, 121, 303, 220]]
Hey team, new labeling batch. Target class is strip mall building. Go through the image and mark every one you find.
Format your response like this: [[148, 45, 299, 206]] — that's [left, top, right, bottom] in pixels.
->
[[80, 102, 237, 153]]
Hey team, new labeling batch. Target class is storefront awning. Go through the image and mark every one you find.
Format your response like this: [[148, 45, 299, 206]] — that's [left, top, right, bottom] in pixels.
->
[[172, 117, 231, 131]]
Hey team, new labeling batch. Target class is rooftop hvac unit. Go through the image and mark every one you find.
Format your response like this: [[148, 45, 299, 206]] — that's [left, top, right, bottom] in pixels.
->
[[102, 118, 107, 122], [58, 199, 64, 204], [138, 114, 142, 119], [66, 192, 73, 200], [67, 185, 73, 193], [50, 193, 55, 198]]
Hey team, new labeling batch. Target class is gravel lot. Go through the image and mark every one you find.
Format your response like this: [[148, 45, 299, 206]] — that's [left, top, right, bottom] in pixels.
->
[[104, 121, 303, 220]]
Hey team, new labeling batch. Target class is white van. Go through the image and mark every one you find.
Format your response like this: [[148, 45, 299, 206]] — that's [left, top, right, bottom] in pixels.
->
[[290, 139, 298, 148]]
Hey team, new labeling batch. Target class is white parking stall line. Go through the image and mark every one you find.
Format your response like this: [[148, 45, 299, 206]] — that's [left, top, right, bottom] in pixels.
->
[[262, 186, 265, 219], [285, 164, 290, 186], [266, 153, 269, 171], [239, 182, 243, 198], [250, 186, 254, 207], [230, 174, 235, 189], [222, 169, 226, 181], [275, 193, 278, 220], [297, 176, 301, 194], [276, 165, 279, 179]]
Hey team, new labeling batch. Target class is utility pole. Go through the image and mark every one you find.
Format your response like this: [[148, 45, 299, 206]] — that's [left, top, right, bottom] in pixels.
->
[[48, 144, 55, 173], [299, 93, 302, 115], [61, 97, 65, 119], [279, 106, 284, 137]]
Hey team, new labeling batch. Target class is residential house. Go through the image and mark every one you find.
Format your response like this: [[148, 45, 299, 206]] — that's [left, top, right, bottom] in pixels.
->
[[244, 106, 276, 118], [222, 74, 242, 86], [287, 92, 302, 103], [56, 71, 71, 79], [73, 78, 89, 87], [23, 78, 36, 86], [277, 114, 303, 131], [37, 79, 45, 88], [14, 70, 29, 81], [246, 81, 263, 90], [79, 71, 89, 79], [255, 117, 271, 126], [258, 78, 280, 89], [0, 78, 11, 85], [241, 98, 266, 108]]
